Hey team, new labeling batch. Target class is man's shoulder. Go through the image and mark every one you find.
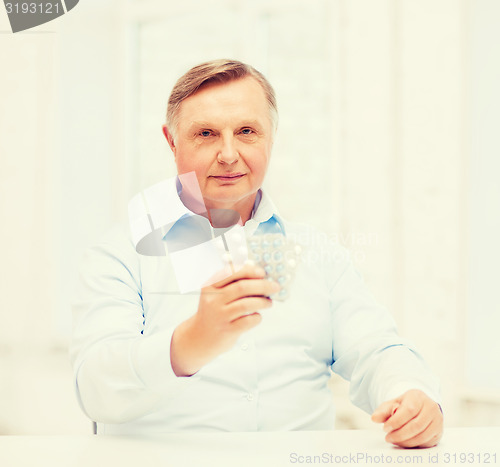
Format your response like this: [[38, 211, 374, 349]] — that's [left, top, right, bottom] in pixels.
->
[[82, 221, 138, 266], [94, 221, 134, 247]]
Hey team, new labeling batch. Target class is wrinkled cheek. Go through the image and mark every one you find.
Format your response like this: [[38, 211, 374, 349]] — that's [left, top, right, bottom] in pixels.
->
[[175, 157, 204, 180], [251, 162, 269, 185]]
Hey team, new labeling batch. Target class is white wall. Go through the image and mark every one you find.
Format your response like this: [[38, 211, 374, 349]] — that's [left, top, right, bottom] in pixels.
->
[[0, 0, 499, 434], [466, 0, 500, 391], [0, 13, 83, 434]]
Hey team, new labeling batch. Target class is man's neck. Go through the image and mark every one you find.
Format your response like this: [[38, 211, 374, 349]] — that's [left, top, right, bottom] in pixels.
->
[[203, 196, 256, 226], [176, 177, 260, 226]]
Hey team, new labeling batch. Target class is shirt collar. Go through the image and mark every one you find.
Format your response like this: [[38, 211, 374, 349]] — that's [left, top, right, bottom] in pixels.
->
[[162, 182, 285, 238], [244, 189, 286, 236]]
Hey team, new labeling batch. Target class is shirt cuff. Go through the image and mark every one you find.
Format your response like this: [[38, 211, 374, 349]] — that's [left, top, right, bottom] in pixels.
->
[[381, 381, 442, 410]]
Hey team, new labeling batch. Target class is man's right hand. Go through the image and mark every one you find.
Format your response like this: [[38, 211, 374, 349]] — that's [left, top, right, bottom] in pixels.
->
[[170, 263, 280, 376]]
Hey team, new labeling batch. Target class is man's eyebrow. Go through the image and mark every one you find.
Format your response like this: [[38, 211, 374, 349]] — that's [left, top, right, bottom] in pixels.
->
[[236, 119, 262, 127], [184, 121, 211, 133], [188, 120, 264, 129], [189, 121, 212, 129]]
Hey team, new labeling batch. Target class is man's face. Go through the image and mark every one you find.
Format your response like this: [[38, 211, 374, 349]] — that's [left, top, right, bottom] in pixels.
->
[[164, 77, 274, 219]]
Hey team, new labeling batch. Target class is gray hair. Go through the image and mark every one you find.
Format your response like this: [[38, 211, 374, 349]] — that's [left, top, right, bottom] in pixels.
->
[[166, 59, 278, 140]]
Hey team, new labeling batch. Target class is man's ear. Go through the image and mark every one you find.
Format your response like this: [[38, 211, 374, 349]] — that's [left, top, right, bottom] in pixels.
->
[[162, 124, 176, 154]]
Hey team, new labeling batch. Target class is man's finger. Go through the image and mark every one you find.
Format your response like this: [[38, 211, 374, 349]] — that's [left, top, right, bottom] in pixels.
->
[[230, 311, 263, 333], [211, 264, 266, 288], [383, 398, 422, 432], [226, 296, 274, 321], [385, 409, 432, 444], [371, 400, 400, 423], [386, 418, 440, 448], [418, 430, 443, 449], [224, 278, 280, 303]]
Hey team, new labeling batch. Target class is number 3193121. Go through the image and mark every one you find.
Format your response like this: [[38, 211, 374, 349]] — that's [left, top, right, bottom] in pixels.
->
[[5, 3, 61, 14]]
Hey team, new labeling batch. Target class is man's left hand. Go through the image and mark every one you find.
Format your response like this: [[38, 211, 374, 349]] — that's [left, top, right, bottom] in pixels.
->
[[371, 389, 443, 448]]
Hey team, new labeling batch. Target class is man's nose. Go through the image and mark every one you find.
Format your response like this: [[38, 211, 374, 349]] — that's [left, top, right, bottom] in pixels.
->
[[217, 135, 239, 165]]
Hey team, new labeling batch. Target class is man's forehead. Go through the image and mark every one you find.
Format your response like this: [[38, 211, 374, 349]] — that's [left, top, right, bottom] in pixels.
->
[[176, 77, 270, 127], [181, 77, 265, 106], [195, 75, 262, 96]]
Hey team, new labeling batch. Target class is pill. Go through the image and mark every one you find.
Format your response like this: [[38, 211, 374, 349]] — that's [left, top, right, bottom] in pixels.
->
[[245, 232, 299, 302]]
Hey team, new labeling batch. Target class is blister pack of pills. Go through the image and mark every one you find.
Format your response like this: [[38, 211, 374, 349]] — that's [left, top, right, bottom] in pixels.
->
[[247, 233, 301, 301]]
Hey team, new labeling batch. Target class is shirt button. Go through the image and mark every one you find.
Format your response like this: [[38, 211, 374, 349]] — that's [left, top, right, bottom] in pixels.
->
[[246, 393, 254, 401], [240, 343, 249, 351]]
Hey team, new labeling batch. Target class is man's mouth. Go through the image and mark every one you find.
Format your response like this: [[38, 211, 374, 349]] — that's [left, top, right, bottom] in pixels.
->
[[210, 173, 246, 182]]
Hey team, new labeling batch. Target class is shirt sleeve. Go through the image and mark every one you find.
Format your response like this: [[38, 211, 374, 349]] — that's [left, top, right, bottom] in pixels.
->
[[69, 225, 196, 425], [328, 248, 441, 414]]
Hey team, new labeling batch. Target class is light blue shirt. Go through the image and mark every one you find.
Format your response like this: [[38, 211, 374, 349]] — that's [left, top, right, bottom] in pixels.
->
[[70, 190, 440, 435]]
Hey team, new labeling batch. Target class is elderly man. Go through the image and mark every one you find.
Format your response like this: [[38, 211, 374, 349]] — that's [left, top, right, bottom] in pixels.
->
[[70, 59, 443, 447]]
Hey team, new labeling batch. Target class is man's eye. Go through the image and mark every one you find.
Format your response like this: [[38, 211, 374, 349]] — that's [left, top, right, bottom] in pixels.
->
[[200, 130, 212, 137], [241, 128, 254, 135]]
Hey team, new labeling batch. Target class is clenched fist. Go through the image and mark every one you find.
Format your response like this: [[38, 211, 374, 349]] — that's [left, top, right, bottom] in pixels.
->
[[371, 389, 443, 448]]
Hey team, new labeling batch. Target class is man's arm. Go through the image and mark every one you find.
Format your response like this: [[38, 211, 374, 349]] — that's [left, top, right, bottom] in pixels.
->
[[326, 246, 442, 446], [70, 226, 189, 424], [171, 263, 280, 376]]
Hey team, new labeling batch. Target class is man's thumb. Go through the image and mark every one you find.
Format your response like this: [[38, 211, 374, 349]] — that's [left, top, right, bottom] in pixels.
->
[[371, 400, 399, 423]]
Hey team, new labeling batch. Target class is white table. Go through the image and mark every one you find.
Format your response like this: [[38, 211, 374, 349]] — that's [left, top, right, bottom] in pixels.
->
[[0, 427, 498, 467]]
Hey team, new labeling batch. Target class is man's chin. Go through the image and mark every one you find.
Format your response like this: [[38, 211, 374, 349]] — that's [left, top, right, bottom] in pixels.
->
[[203, 190, 257, 212]]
